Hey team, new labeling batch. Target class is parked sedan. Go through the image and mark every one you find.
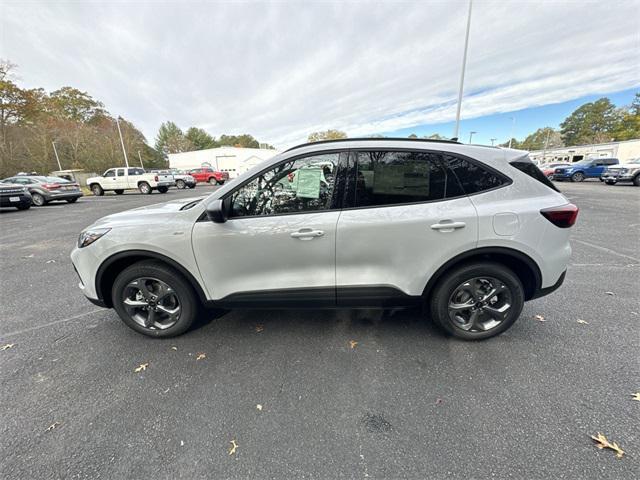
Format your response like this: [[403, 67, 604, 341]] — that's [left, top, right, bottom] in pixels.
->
[[540, 162, 571, 179], [2, 175, 83, 206], [0, 183, 32, 210]]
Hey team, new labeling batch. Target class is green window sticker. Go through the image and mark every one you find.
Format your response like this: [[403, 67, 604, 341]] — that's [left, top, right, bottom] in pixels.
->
[[295, 168, 321, 199]]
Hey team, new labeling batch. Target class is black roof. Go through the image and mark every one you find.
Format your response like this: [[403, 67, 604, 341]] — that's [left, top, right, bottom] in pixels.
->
[[285, 137, 461, 152]]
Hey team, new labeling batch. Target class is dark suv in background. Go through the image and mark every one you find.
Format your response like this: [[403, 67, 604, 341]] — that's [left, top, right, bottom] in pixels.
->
[[1, 175, 83, 206], [552, 158, 619, 182], [0, 183, 32, 210]]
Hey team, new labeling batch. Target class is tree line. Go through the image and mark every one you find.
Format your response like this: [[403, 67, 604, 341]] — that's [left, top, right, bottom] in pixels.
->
[[0, 60, 273, 177]]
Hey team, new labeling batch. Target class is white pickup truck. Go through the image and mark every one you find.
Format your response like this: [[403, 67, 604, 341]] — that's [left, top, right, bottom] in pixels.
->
[[87, 167, 175, 196]]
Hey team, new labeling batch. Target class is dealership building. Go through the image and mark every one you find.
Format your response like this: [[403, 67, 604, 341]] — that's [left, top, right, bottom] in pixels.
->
[[529, 139, 640, 164], [168, 147, 280, 178]]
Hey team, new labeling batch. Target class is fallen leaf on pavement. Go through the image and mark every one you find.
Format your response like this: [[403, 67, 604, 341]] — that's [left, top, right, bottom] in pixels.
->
[[256, 404, 263, 411], [229, 439, 238, 455], [349, 340, 358, 349], [591, 432, 624, 458], [577, 319, 589, 325], [171, 346, 178, 351], [1, 343, 15, 351], [46, 422, 61, 432], [533, 314, 545, 322], [435, 398, 443, 405], [255, 324, 264, 332], [604, 291, 615, 296], [134, 363, 149, 372], [46, 259, 56, 264], [21, 254, 34, 259], [196, 353, 206, 361], [632, 393, 640, 402]]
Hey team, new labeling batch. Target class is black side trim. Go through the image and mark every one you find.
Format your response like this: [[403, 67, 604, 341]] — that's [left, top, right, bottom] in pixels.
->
[[86, 296, 108, 308], [95, 250, 209, 307], [531, 270, 566, 300], [422, 247, 542, 301], [337, 286, 422, 307]]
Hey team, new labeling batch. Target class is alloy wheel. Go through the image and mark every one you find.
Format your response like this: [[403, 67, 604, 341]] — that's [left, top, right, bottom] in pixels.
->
[[447, 277, 512, 333], [122, 277, 181, 330]]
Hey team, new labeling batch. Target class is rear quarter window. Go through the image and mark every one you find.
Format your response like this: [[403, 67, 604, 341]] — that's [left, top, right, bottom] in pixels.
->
[[509, 157, 559, 192], [445, 155, 509, 194]]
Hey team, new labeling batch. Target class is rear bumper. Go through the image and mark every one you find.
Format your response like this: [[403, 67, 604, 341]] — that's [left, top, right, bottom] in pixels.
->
[[531, 270, 566, 300], [156, 182, 175, 187], [44, 190, 83, 201]]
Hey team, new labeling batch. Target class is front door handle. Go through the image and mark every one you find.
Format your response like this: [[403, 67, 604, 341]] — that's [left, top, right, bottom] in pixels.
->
[[290, 228, 325, 240], [431, 221, 466, 232]]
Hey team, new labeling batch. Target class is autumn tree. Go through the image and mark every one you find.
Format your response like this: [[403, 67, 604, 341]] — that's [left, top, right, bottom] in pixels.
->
[[307, 129, 347, 142], [612, 92, 640, 141]]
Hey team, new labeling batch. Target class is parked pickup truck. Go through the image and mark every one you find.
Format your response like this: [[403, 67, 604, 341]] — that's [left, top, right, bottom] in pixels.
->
[[87, 167, 175, 196], [188, 167, 229, 185]]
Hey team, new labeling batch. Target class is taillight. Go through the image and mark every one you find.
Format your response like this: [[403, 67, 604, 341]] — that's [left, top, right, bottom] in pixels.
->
[[42, 183, 60, 190], [154, 175, 159, 182], [541, 203, 579, 228]]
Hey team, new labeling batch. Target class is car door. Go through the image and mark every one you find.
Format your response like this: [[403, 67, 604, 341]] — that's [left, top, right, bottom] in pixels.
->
[[114, 168, 127, 188], [335, 150, 479, 304], [102, 169, 117, 189], [192, 151, 346, 304]]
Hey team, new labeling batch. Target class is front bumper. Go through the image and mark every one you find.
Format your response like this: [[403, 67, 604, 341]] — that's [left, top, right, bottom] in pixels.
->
[[601, 172, 635, 182], [0, 193, 32, 207]]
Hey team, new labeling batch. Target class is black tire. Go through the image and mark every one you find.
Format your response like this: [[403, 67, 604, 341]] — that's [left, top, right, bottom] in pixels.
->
[[91, 184, 104, 196], [605, 180, 616, 185], [139, 182, 152, 194], [157, 186, 169, 193], [66, 197, 79, 203], [31, 192, 46, 206], [570, 172, 585, 182], [208, 177, 218, 185], [112, 261, 199, 338], [176, 180, 185, 189], [114, 189, 124, 195], [633, 175, 640, 187], [188, 184, 196, 189], [429, 262, 524, 340], [16, 204, 31, 210]]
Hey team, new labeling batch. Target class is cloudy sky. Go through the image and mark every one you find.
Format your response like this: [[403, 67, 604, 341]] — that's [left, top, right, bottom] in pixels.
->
[[1, 0, 639, 147]]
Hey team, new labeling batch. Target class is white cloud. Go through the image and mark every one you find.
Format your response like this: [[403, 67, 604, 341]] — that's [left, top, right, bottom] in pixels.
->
[[2, 0, 638, 148]]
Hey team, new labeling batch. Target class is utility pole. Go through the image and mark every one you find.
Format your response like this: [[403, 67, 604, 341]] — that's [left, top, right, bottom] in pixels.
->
[[51, 141, 62, 171], [490, 138, 497, 146], [116, 117, 130, 168], [453, 0, 473, 140], [542, 129, 551, 163], [468, 131, 477, 144], [508, 116, 516, 148], [138, 150, 145, 169]]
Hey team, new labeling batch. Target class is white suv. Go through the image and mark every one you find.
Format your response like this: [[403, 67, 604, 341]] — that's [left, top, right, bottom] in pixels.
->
[[71, 139, 578, 340]]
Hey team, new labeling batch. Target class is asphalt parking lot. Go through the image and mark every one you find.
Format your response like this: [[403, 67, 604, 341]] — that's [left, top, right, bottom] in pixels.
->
[[1, 181, 638, 479]]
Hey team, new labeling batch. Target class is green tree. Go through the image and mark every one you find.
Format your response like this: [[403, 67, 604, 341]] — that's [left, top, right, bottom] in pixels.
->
[[185, 127, 218, 150], [518, 127, 563, 151], [48, 87, 105, 122], [560, 98, 621, 145], [155, 121, 193, 155], [408, 133, 418, 138], [424, 133, 446, 140], [307, 129, 347, 143], [612, 93, 640, 141], [218, 134, 259, 148]]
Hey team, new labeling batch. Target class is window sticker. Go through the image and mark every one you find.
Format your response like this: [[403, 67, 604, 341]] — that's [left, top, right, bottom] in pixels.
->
[[295, 168, 322, 199]]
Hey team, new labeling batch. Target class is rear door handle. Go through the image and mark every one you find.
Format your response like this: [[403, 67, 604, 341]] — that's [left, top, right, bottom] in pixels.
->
[[290, 228, 325, 240], [431, 221, 466, 232]]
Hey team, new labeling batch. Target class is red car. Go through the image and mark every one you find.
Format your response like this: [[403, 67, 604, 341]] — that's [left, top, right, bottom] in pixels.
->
[[188, 167, 229, 185], [541, 162, 571, 178]]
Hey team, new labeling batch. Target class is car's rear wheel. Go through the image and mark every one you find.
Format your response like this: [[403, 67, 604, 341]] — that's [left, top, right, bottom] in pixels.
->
[[91, 184, 104, 196], [112, 261, 198, 338], [138, 182, 152, 194], [176, 179, 185, 189], [66, 197, 78, 203], [429, 262, 524, 340], [571, 172, 585, 182], [634, 175, 640, 187], [188, 184, 196, 189], [157, 186, 169, 193], [31, 192, 46, 206], [605, 180, 616, 185], [208, 177, 218, 185], [16, 204, 30, 210], [114, 189, 124, 195]]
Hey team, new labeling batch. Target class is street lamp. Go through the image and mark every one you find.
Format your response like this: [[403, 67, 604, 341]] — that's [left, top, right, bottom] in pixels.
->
[[508, 116, 516, 148], [468, 131, 477, 143], [453, 0, 473, 140], [490, 138, 497, 146], [116, 116, 130, 168], [51, 141, 62, 171]]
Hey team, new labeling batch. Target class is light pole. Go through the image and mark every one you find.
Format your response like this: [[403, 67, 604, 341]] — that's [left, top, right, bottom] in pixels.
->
[[490, 138, 497, 146], [508, 116, 516, 148], [51, 141, 62, 171], [468, 131, 477, 144], [138, 150, 145, 169], [542, 129, 551, 163], [453, 0, 473, 140], [116, 117, 130, 168]]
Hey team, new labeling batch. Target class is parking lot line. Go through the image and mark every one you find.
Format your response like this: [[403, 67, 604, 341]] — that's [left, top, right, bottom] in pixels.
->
[[572, 238, 640, 262], [0, 309, 105, 338]]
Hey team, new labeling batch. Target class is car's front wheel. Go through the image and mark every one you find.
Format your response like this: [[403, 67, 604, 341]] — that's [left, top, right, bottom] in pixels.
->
[[429, 262, 524, 340], [208, 177, 218, 185], [570, 172, 585, 182], [112, 261, 198, 337], [605, 180, 616, 185], [157, 186, 169, 193]]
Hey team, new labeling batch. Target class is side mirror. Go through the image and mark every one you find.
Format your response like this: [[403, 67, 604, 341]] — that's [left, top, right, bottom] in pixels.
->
[[206, 199, 228, 223]]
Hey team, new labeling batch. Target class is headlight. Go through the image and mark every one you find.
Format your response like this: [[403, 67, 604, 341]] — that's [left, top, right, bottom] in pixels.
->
[[78, 228, 111, 248]]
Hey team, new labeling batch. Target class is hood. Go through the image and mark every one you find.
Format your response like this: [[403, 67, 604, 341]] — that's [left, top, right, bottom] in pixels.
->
[[92, 195, 206, 227]]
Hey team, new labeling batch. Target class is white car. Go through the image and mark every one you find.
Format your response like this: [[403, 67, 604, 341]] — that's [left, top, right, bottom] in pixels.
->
[[87, 167, 175, 195], [601, 158, 640, 186], [71, 138, 578, 340]]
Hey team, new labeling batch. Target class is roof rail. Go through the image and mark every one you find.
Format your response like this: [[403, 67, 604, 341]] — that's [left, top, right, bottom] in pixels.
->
[[284, 137, 461, 152]]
